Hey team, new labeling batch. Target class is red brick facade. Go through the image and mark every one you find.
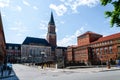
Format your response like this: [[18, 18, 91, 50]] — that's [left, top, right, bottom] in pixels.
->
[[67, 31, 120, 65], [6, 43, 21, 63], [0, 13, 6, 64]]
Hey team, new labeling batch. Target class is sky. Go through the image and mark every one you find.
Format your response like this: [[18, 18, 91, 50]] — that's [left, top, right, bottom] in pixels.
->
[[0, 0, 120, 47]]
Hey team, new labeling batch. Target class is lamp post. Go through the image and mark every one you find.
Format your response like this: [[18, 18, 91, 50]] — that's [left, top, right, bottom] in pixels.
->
[[54, 55, 57, 69], [41, 52, 45, 69], [28, 54, 32, 65]]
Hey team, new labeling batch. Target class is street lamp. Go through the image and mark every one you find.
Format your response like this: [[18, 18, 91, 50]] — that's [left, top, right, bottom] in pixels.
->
[[28, 54, 32, 65], [41, 52, 45, 69]]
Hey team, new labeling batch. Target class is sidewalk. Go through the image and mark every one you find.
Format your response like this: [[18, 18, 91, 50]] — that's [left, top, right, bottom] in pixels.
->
[[22, 63, 120, 73], [37, 65, 120, 73], [0, 64, 120, 80], [0, 69, 15, 79], [8, 64, 120, 80]]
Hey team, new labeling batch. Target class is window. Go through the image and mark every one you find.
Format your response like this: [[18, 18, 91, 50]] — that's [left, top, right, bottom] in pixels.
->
[[102, 42, 104, 45], [118, 47, 120, 54], [15, 47, 18, 50], [110, 40, 113, 44], [96, 48, 99, 54], [109, 46, 112, 54], [9, 46, 12, 50], [104, 47, 108, 54], [100, 43, 102, 46], [100, 48, 103, 54], [117, 39, 120, 43], [105, 42, 107, 45], [92, 49, 95, 55]]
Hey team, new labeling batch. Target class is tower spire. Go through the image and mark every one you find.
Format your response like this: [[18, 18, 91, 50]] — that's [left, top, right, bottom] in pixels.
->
[[47, 12, 57, 47], [49, 11, 55, 25]]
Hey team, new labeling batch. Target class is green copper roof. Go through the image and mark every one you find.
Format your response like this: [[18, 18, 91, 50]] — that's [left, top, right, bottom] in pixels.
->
[[48, 12, 55, 25]]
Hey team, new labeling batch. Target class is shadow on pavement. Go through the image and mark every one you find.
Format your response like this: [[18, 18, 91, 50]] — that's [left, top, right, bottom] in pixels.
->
[[0, 68, 20, 80]]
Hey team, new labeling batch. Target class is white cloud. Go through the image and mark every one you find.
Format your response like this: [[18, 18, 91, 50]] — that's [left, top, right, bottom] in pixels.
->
[[58, 27, 84, 46], [33, 6, 38, 10], [50, 0, 99, 15], [63, 0, 99, 12], [0, 0, 10, 8], [49, 4, 67, 16], [23, 0, 30, 6]]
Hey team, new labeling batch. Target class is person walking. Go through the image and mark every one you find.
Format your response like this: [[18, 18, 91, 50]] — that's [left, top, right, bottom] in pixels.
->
[[8, 68, 12, 75], [7, 63, 12, 75], [1, 65, 4, 76]]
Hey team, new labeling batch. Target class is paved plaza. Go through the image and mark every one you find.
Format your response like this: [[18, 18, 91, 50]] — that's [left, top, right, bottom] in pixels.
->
[[1, 64, 120, 80]]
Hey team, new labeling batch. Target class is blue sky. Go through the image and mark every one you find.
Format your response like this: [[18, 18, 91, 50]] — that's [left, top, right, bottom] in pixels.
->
[[0, 0, 120, 47]]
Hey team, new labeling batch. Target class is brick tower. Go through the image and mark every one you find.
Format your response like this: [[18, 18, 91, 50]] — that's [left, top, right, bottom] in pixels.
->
[[47, 12, 57, 47]]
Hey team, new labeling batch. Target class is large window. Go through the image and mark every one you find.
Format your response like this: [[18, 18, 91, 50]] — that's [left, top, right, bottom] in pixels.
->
[[104, 47, 108, 54], [92, 49, 94, 54], [96, 48, 99, 54], [109, 46, 112, 54], [100, 48, 103, 54], [9, 46, 12, 50], [15, 47, 18, 50], [110, 40, 113, 44], [118, 46, 120, 54]]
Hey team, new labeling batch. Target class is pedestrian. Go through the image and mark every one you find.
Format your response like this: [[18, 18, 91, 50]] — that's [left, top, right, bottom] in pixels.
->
[[1, 65, 3, 76], [8, 68, 12, 75], [106, 60, 111, 69], [7, 63, 12, 75]]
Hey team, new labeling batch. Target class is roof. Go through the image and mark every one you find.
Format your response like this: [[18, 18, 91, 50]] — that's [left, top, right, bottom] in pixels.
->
[[22, 37, 50, 46], [57, 46, 67, 49], [92, 32, 120, 43], [48, 12, 55, 25], [6, 43, 21, 49], [77, 31, 102, 38], [68, 45, 77, 48]]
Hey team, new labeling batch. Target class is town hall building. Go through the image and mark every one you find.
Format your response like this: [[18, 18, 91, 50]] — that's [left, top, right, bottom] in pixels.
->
[[20, 12, 67, 68], [67, 31, 120, 66]]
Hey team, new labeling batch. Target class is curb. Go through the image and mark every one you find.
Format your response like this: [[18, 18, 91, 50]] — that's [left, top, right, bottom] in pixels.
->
[[99, 69, 120, 72]]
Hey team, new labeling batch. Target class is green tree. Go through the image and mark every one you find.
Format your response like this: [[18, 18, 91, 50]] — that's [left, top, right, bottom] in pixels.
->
[[100, 0, 120, 27]]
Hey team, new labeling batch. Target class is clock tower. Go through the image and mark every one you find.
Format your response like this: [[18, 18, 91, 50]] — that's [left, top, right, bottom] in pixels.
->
[[47, 12, 57, 47]]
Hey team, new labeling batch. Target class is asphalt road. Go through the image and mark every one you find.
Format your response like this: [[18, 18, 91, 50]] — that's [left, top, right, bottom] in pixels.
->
[[12, 64, 120, 80]]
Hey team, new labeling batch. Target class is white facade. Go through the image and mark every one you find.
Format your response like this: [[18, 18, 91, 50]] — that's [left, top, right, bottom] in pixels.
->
[[21, 45, 52, 63]]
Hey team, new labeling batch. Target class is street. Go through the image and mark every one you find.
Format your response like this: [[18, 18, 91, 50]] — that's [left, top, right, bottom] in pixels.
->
[[3, 64, 120, 80]]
